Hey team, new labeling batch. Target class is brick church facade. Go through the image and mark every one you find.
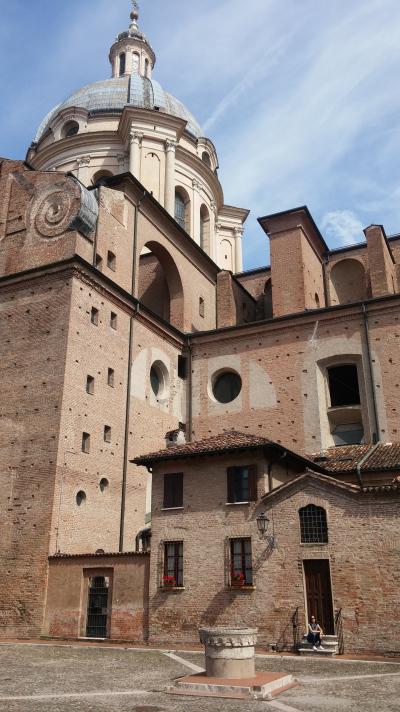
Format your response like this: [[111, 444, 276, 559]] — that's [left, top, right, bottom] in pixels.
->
[[0, 3, 399, 654]]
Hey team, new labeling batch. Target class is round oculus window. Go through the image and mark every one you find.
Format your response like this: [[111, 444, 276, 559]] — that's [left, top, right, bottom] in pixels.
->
[[150, 361, 169, 399], [212, 371, 242, 403]]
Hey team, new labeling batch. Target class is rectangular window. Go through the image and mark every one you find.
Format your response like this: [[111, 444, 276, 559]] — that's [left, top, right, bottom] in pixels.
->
[[95, 254, 103, 271], [107, 251, 116, 271], [164, 541, 183, 587], [86, 375, 94, 395], [328, 364, 360, 407], [91, 307, 99, 326], [199, 297, 205, 318], [107, 368, 115, 388], [104, 425, 111, 443], [230, 537, 253, 586], [178, 355, 187, 380], [82, 432, 90, 454], [110, 312, 117, 330], [163, 473, 183, 509], [227, 465, 257, 503]]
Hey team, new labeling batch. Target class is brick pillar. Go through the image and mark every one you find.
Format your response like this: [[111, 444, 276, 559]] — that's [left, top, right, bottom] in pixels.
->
[[364, 224, 396, 297]]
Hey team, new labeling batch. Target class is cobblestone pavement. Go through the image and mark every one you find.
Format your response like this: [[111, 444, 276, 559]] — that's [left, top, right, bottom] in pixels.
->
[[0, 643, 399, 712]]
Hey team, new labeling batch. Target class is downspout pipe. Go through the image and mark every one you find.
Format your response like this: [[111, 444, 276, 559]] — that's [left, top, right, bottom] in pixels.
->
[[186, 337, 193, 443], [322, 253, 330, 308], [362, 303, 380, 444], [356, 441, 380, 488], [119, 192, 146, 552]]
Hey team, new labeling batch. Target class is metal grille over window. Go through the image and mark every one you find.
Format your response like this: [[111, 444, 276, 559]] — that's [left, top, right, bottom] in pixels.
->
[[175, 192, 186, 230], [86, 576, 109, 638], [230, 537, 253, 586], [164, 541, 183, 587], [299, 504, 328, 544]]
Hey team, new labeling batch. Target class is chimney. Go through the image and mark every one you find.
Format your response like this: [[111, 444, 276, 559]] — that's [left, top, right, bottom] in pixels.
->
[[166, 423, 186, 448]]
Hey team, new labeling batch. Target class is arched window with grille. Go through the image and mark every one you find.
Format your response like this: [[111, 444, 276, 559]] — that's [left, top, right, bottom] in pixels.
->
[[299, 504, 328, 544], [175, 189, 190, 232]]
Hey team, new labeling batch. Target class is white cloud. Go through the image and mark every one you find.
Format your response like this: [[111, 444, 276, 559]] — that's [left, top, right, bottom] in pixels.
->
[[321, 210, 364, 246]]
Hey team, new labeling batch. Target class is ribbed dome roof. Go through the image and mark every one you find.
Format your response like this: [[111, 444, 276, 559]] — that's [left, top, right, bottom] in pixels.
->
[[34, 75, 203, 143]]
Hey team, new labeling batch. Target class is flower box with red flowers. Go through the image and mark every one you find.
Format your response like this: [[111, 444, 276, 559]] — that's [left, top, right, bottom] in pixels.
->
[[231, 572, 246, 588], [162, 576, 176, 588]]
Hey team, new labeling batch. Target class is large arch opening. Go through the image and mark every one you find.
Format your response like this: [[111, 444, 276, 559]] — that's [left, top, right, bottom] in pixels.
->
[[330, 258, 369, 305], [137, 241, 184, 330]]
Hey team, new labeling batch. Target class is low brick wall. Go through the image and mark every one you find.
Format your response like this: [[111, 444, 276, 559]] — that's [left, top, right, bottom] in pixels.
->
[[43, 552, 149, 641]]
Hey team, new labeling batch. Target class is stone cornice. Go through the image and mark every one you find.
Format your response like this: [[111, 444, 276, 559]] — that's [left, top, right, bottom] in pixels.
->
[[29, 131, 125, 170], [119, 106, 187, 143]]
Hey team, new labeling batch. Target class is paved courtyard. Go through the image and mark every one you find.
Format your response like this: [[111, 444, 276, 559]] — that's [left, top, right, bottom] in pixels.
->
[[0, 643, 399, 711]]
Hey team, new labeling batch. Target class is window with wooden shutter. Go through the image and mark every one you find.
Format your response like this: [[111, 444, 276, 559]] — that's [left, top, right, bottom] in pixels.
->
[[164, 541, 183, 586], [230, 537, 253, 586], [226, 465, 257, 503], [163, 473, 183, 509]]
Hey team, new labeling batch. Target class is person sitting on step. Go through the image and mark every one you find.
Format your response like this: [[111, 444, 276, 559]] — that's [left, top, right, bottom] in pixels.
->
[[307, 615, 325, 650]]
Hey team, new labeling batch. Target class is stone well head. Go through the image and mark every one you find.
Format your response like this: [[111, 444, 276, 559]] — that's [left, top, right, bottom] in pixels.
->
[[199, 626, 258, 679]]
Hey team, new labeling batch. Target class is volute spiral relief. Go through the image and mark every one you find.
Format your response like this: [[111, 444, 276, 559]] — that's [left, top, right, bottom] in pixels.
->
[[31, 181, 81, 238]]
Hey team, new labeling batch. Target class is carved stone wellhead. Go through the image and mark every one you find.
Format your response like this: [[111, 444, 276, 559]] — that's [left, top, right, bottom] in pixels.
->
[[199, 627, 258, 679]]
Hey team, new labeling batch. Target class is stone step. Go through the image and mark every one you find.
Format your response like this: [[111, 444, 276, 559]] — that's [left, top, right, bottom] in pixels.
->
[[299, 634, 339, 656]]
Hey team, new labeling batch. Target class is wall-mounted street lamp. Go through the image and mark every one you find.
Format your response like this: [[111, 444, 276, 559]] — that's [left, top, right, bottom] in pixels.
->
[[256, 511, 276, 548]]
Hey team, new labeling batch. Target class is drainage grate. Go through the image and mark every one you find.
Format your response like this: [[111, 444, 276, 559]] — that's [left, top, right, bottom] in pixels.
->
[[132, 707, 165, 712]]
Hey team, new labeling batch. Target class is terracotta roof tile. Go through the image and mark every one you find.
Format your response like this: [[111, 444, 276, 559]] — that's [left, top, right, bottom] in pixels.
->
[[132, 431, 314, 467], [311, 443, 400, 473]]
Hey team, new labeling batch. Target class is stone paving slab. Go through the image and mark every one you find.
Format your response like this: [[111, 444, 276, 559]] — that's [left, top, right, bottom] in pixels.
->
[[0, 643, 399, 712]]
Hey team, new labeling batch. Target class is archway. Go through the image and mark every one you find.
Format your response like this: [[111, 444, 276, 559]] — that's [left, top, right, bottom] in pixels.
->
[[330, 259, 368, 305], [137, 241, 184, 330]]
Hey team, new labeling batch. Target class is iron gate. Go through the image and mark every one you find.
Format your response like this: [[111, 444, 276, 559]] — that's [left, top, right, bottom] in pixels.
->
[[86, 576, 109, 638]]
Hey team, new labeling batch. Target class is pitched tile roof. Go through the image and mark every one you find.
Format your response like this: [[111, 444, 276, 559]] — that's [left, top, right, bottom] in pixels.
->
[[311, 443, 400, 473], [261, 470, 400, 503], [132, 431, 315, 467]]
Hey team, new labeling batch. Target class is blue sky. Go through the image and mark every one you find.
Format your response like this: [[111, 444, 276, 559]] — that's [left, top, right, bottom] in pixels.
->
[[1, 0, 400, 270]]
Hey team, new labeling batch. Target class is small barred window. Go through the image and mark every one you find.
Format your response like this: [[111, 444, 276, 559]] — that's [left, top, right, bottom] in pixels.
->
[[299, 504, 328, 544]]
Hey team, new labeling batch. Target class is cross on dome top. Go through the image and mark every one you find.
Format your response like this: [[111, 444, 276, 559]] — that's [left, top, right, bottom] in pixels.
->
[[130, 1, 140, 30]]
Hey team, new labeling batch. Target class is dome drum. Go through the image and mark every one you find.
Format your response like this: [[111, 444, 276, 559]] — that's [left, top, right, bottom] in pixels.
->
[[28, 1, 248, 273]]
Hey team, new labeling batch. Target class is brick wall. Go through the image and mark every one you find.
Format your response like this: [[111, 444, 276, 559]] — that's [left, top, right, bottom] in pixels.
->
[[148, 455, 400, 654], [0, 274, 72, 637], [43, 553, 149, 641]]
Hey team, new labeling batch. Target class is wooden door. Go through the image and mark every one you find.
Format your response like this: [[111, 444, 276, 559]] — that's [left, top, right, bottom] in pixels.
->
[[304, 559, 334, 634]]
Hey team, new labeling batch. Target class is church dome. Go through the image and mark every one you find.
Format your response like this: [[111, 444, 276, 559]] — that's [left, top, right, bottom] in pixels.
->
[[34, 75, 203, 143]]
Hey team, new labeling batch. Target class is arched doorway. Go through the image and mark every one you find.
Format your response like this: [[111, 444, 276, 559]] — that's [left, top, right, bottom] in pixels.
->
[[137, 241, 184, 330]]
